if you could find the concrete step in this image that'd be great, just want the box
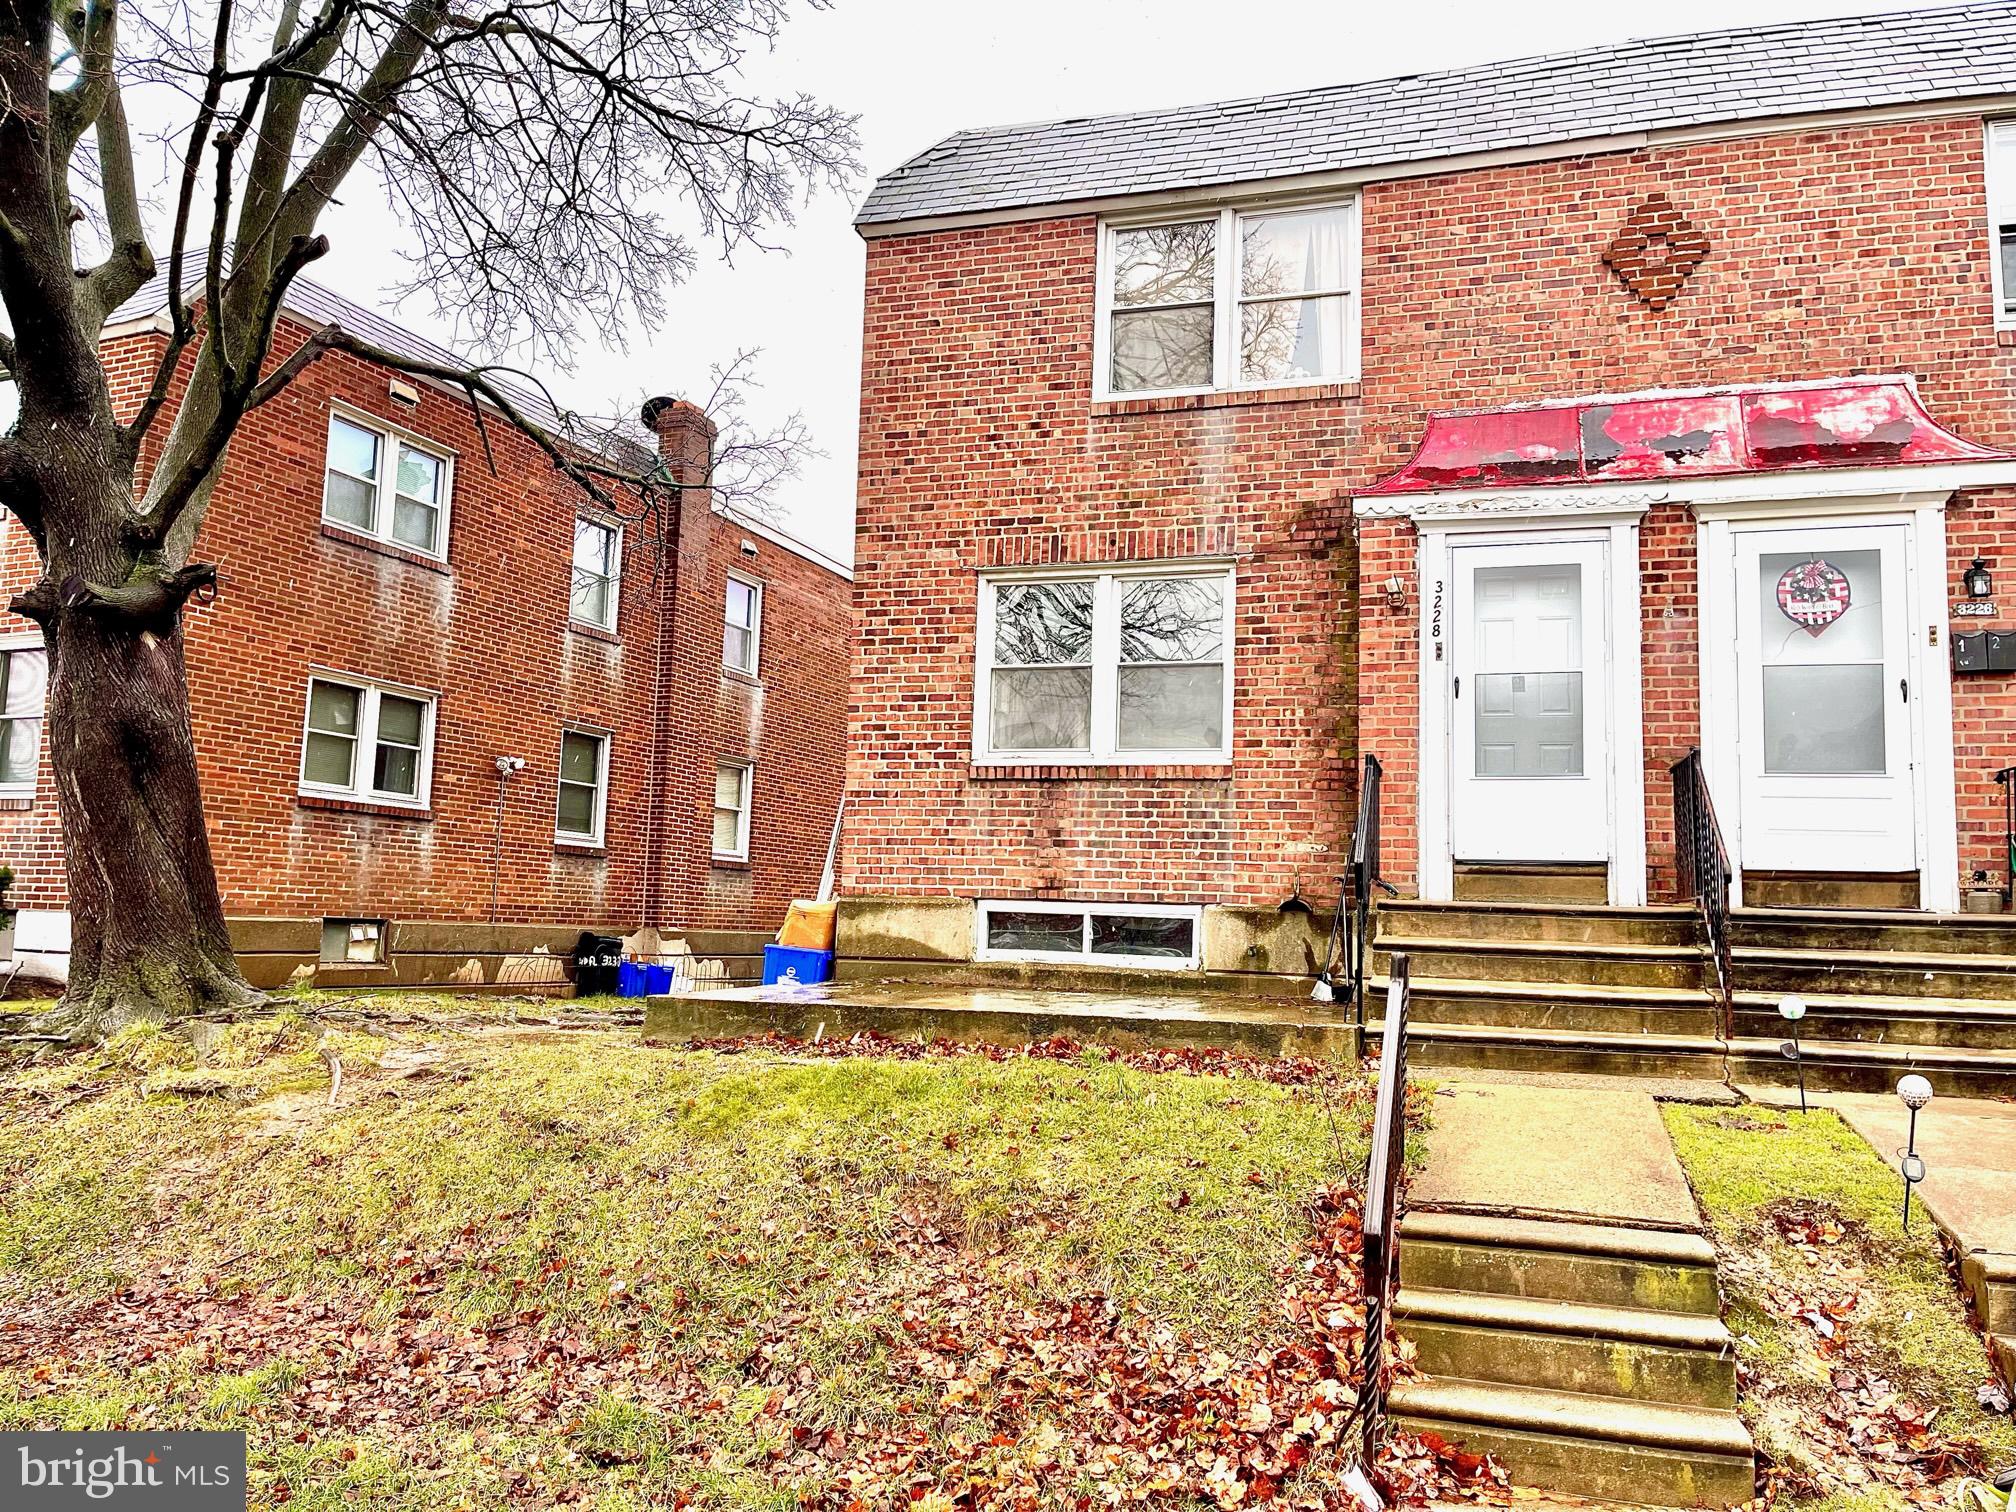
[1994,1334,2014,1391]
[1375,901,1701,948]
[1374,975,1719,1037]
[1731,907,2016,956]
[1389,1377,1755,1506]
[1731,944,2016,1002]
[1370,937,1706,991]
[1396,1288,1738,1408]
[1731,990,2016,1050]
[1398,1212,1722,1316]
[1963,1252,2016,1337]
[1372,1018,2016,1094]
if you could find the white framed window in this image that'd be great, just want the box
[570,516,622,630]
[322,408,453,559]
[0,642,47,793]
[1093,198,1359,399]
[975,563,1233,765]
[712,760,752,860]
[555,728,610,844]
[723,574,763,674]
[1990,120,2016,327]
[297,673,435,807]
[977,900,1202,970]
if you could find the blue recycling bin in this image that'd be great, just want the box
[617,959,648,998]
[762,944,834,986]
[643,962,675,995]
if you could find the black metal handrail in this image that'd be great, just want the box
[1998,766,2016,909]
[1672,749,1735,1038]
[1345,753,1391,1026]
[1358,952,1411,1468]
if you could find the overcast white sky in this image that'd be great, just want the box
[304,0,1956,562]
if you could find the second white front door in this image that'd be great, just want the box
[1450,539,1612,863]
[1732,522,1917,873]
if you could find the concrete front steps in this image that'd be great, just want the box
[1391,1212,1755,1506]
[1368,900,2016,1094]
[1963,1251,2016,1389]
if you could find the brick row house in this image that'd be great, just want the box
[838,3,2016,998]
[0,276,852,987]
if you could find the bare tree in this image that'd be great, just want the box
[0,0,857,1039]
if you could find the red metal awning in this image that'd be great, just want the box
[1362,376,2010,495]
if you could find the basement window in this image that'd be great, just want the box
[976,900,1201,970]
[321,918,385,964]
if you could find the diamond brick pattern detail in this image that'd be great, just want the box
[1602,193,1710,312]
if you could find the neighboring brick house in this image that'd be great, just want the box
[840,2,2016,980]
[0,276,852,986]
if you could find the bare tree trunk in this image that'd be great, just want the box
[22,455,260,1041]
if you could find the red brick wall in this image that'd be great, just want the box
[849,113,2016,910]
[0,315,851,934]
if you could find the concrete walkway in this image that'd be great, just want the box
[1410,1081,1702,1231]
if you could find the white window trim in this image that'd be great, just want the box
[554,726,611,845]
[975,899,1203,971]
[1091,197,1361,402]
[1989,120,2016,330]
[724,571,765,675]
[570,515,624,633]
[296,671,437,809]
[322,402,456,562]
[973,560,1235,767]
[0,633,45,797]
[713,758,753,861]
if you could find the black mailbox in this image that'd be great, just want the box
[1991,631,2016,671]
[1955,631,1989,673]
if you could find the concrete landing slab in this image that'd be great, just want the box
[1410,1081,1702,1231]
[641,980,1363,1060]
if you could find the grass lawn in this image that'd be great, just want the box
[1664,1103,2016,1511]
[0,1004,1385,1510]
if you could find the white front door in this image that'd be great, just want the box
[1734,523,1917,873]
[1450,539,1611,863]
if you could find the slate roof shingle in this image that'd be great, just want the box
[856,1,2016,228]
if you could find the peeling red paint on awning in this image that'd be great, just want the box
[1363,377,2009,494]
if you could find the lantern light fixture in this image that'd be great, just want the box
[1964,556,1994,600]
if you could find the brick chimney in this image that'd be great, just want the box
[640,396,717,494]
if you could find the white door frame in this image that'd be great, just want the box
[1697,492,1959,911]
[1415,509,1648,906]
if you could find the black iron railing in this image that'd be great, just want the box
[1358,952,1411,1468]
[1346,753,1391,1026]
[1672,749,1735,1038]
[1998,766,2016,910]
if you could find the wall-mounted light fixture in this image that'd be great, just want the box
[1964,555,1994,600]
[1383,575,1406,610]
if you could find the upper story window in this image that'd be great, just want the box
[723,574,763,674]
[299,673,435,808]
[323,411,452,560]
[976,564,1233,765]
[555,729,609,845]
[571,516,622,630]
[1096,199,1359,399]
[0,644,47,792]
[1991,120,2016,327]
